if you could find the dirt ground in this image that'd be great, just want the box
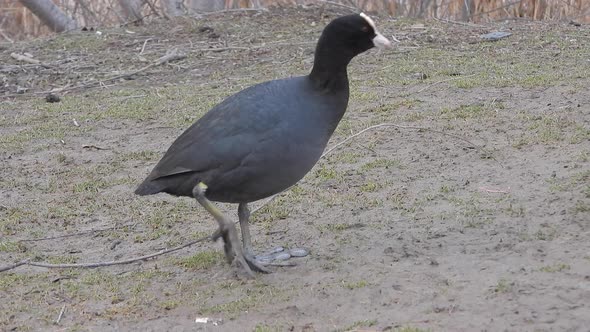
[1,5,589,332]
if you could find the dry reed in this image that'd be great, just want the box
[0,0,588,41]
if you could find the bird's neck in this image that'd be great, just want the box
[308,40,354,93]
[308,67,349,92]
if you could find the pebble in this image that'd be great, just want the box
[480,31,512,41]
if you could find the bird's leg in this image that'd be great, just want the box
[238,203,254,257]
[192,183,254,277]
[238,203,271,273]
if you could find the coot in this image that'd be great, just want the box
[136,13,392,275]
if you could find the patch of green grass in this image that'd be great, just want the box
[534,227,557,241]
[574,200,590,213]
[56,152,67,164]
[539,263,570,273]
[439,185,454,194]
[175,251,223,270]
[395,327,431,332]
[360,181,381,192]
[252,196,291,225]
[361,158,400,171]
[315,165,344,182]
[253,325,283,332]
[0,273,39,291]
[341,280,369,290]
[44,255,78,264]
[46,33,106,51]
[336,319,378,332]
[440,103,499,120]
[368,98,422,114]
[73,179,110,193]
[201,284,287,319]
[321,223,361,232]
[548,170,589,192]
[505,202,526,217]
[0,117,86,151]
[493,278,512,293]
[575,150,590,162]
[160,299,180,310]
[117,150,161,162]
[0,207,31,235]
[0,241,27,253]
[445,195,494,227]
[388,191,417,215]
[516,114,589,146]
[332,151,362,164]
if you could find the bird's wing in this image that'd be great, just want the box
[146,81,284,181]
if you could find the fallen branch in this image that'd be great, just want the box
[55,304,66,324]
[198,8,269,16]
[32,48,187,95]
[0,259,30,273]
[433,17,486,28]
[193,46,251,53]
[10,52,52,69]
[0,234,210,272]
[318,0,359,12]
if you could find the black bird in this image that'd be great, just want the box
[135,13,392,275]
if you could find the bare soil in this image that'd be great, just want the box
[1,6,589,332]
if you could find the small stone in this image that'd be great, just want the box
[413,72,428,80]
[480,31,512,41]
[45,93,60,103]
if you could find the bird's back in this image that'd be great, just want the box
[135,75,348,202]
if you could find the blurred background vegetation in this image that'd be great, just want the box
[1,0,588,41]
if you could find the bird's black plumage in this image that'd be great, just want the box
[136,14,387,202]
[135,13,391,273]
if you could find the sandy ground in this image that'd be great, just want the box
[1,6,589,332]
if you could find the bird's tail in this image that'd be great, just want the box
[134,179,163,196]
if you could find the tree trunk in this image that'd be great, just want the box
[162,0,185,16]
[119,0,146,21]
[19,0,78,32]
[190,0,225,13]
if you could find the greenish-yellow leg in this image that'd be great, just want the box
[192,183,254,276]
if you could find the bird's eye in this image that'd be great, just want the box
[361,26,369,32]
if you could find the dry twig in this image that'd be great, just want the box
[433,17,486,28]
[0,234,210,272]
[198,8,269,16]
[37,48,187,95]
[318,0,359,12]
[55,305,66,324]
[10,52,52,69]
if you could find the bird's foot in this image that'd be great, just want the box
[243,251,271,273]
[252,246,309,267]
[211,224,258,276]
